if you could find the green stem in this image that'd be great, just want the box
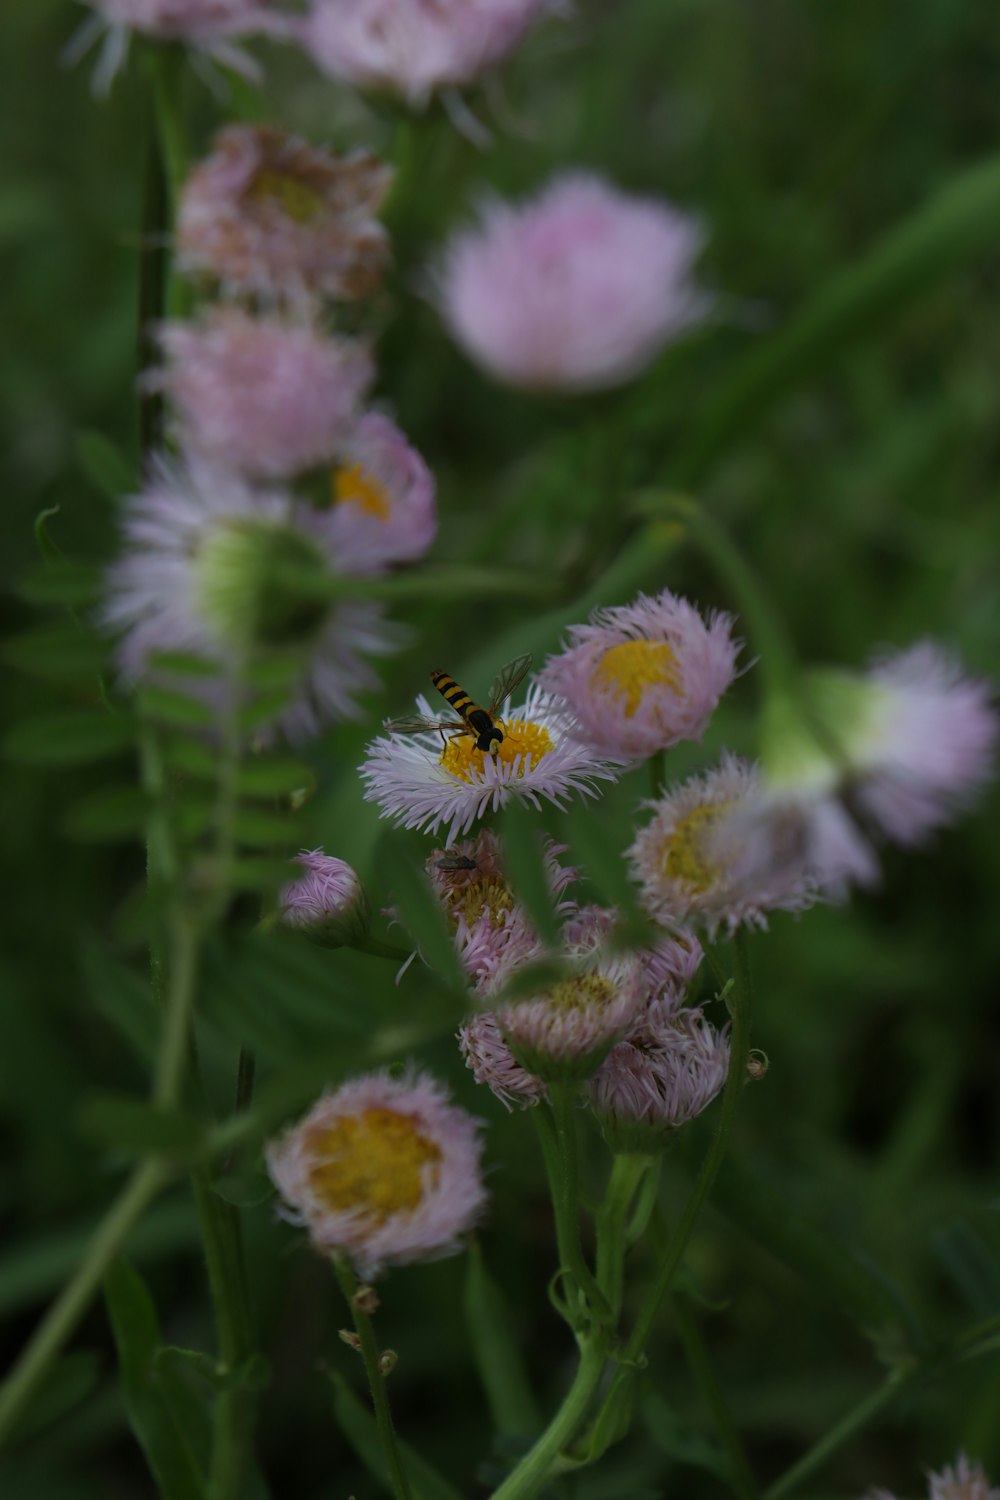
[332,1257,413,1500]
[673,1294,758,1500]
[194,1168,256,1500]
[534,1092,609,1327]
[153,914,201,1106]
[595,1156,652,1320]
[487,1343,607,1500]
[762,1364,912,1500]
[147,45,188,216]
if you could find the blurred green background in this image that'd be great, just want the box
[2,1,999,1497]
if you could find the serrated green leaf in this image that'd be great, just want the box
[4,710,135,766]
[233,808,301,847]
[76,429,135,502]
[329,1370,465,1500]
[2,624,106,681]
[463,1241,541,1438]
[374,836,468,996]
[237,756,314,797]
[138,686,217,730]
[148,650,221,679]
[79,936,158,1067]
[500,800,561,945]
[65,786,150,841]
[80,1095,204,1157]
[19,558,101,606]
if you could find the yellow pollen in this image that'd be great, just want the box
[459,875,516,929]
[592,641,682,717]
[331,462,392,521]
[547,974,616,1012]
[246,167,327,223]
[661,804,727,893]
[305,1107,441,1222]
[439,719,555,783]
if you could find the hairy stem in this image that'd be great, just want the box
[333,1257,413,1500]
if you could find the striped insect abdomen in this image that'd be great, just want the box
[430,670,503,752]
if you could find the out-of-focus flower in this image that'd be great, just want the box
[265,1069,487,1278]
[627,753,817,937]
[587,1006,729,1153]
[458,1010,547,1109]
[279,850,368,946]
[325,413,437,573]
[498,948,644,1082]
[302,0,555,108]
[561,904,703,1012]
[154,310,372,481]
[537,590,738,759]
[361,684,622,843]
[435,173,705,392]
[863,1454,1000,1500]
[177,126,392,305]
[103,455,396,741]
[74,1,292,91]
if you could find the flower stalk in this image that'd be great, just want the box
[333,1255,414,1500]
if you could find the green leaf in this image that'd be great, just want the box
[555,801,642,917]
[237,687,294,732]
[1,1352,100,1444]
[80,1094,204,1158]
[227,856,295,892]
[374,836,468,997]
[3,710,135,766]
[163,736,219,779]
[211,1164,273,1209]
[244,654,305,690]
[640,1387,728,1479]
[34,505,64,563]
[349,565,558,603]
[329,1370,465,1500]
[138,686,217,730]
[148,650,220,679]
[76,429,135,502]
[19,558,101,606]
[463,1241,541,1438]
[932,1224,1000,1319]
[104,1257,206,1500]
[2,624,105,682]
[500,800,562,945]
[237,756,314,797]
[232,808,301,847]
[64,786,150,841]
[79,936,159,1067]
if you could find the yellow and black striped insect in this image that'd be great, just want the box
[385,654,533,755]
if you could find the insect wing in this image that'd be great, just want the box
[383,712,454,736]
[487,653,533,716]
[434,854,479,872]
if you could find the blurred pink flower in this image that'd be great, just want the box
[435,173,706,391]
[279,850,368,945]
[302,0,555,107]
[325,412,437,573]
[177,126,392,305]
[266,1069,487,1277]
[538,589,739,759]
[76,0,292,90]
[155,310,372,481]
[863,1454,1000,1500]
[561,904,703,1012]
[458,1010,547,1109]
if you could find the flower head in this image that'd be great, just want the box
[265,1069,487,1277]
[458,1010,547,1109]
[77,1,291,90]
[325,413,437,573]
[561,905,703,1012]
[177,126,392,305]
[627,753,817,937]
[279,850,368,946]
[498,947,644,1083]
[537,590,738,759]
[436,173,706,392]
[103,455,396,741]
[303,0,555,108]
[361,683,622,843]
[155,310,372,481]
[863,1454,1000,1500]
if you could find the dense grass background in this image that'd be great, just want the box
[2,1,999,1497]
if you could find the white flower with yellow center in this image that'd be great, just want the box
[360,684,622,841]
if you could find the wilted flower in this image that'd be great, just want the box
[279,850,368,946]
[498,949,644,1083]
[177,125,393,305]
[627,753,817,937]
[103,455,396,741]
[74,0,291,91]
[155,310,372,481]
[458,1010,547,1109]
[863,1453,1000,1500]
[537,589,739,759]
[265,1069,487,1278]
[325,412,437,573]
[361,684,622,843]
[303,0,555,108]
[435,173,706,392]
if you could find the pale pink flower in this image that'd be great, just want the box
[627,753,817,937]
[324,412,437,573]
[498,949,644,1082]
[361,683,622,843]
[863,1454,1000,1500]
[103,455,396,741]
[177,126,392,305]
[155,310,372,481]
[75,1,292,90]
[537,590,738,759]
[265,1069,487,1277]
[279,850,368,945]
[458,1010,547,1109]
[303,0,555,108]
[562,904,703,1014]
[436,173,706,392]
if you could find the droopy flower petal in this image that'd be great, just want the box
[587,1007,730,1152]
[324,412,437,573]
[458,1010,547,1110]
[265,1069,487,1278]
[436,173,706,392]
[537,589,739,759]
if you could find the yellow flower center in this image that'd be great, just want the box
[547,973,616,1012]
[246,167,327,224]
[592,640,682,717]
[661,804,728,893]
[439,719,555,783]
[305,1107,441,1222]
[459,874,516,929]
[331,462,392,521]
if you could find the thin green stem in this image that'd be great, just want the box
[762,1364,912,1500]
[535,1092,610,1327]
[673,1294,758,1500]
[487,1343,607,1500]
[595,1155,652,1320]
[194,1167,256,1500]
[153,914,201,1107]
[332,1257,413,1500]
[147,46,188,216]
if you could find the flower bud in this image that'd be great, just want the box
[279,850,369,948]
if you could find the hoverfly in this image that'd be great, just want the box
[384,654,533,756]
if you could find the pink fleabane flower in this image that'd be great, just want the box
[361,683,622,843]
[279,850,368,946]
[458,1010,547,1110]
[562,905,703,1013]
[102,455,397,741]
[303,0,556,108]
[627,753,817,937]
[325,413,437,573]
[537,590,739,759]
[436,173,706,392]
[498,947,644,1083]
[265,1069,487,1278]
[863,1454,1000,1500]
[155,310,372,481]
[177,126,393,306]
[74,1,292,91]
